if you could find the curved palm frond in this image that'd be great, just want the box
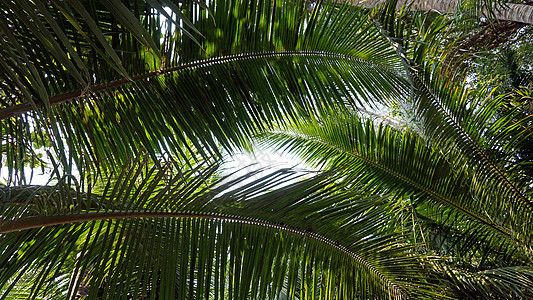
[410,51,533,205]
[258,112,531,257]
[377,4,533,216]
[263,114,529,246]
[0,158,439,299]
[0,0,408,182]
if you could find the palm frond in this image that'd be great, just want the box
[1,158,439,299]
[407,44,533,226]
[0,0,409,181]
[257,112,532,260]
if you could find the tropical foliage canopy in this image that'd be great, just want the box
[1,0,533,299]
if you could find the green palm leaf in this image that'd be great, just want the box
[257,109,532,266]
[0,0,407,181]
[443,266,533,299]
[410,55,533,209]
[1,158,439,299]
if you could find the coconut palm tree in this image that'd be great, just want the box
[0,0,531,299]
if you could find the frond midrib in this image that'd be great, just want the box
[278,130,515,240]
[413,74,533,211]
[0,50,395,120]
[0,210,402,295]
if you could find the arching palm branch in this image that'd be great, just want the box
[0,0,406,181]
[1,156,441,299]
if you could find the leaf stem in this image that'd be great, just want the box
[0,51,365,120]
[0,210,401,294]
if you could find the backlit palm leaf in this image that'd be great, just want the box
[1,158,439,299]
[0,0,406,182]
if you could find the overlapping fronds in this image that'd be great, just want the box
[254,3,533,296]
[380,1,533,218]
[258,112,532,259]
[0,158,439,299]
[2,0,533,298]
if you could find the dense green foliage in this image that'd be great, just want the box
[1,0,533,299]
